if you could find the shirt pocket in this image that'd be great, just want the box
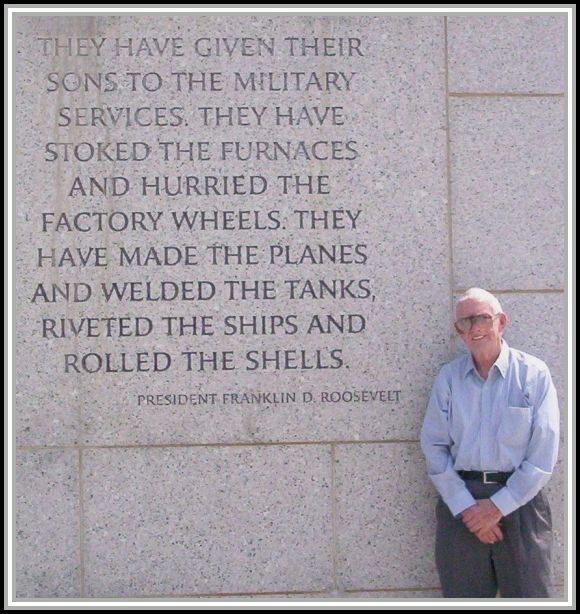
[498,405,533,449]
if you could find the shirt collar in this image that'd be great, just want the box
[463,339,510,379]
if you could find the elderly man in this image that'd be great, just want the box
[420,288,560,598]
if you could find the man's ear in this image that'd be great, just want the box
[498,312,508,332]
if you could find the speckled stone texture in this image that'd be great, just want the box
[13,13,568,601]
[334,443,439,590]
[82,445,332,597]
[343,590,443,598]
[449,97,566,290]
[447,15,567,94]
[15,450,81,597]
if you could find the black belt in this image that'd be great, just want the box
[458,470,513,484]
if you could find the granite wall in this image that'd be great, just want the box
[13,14,567,599]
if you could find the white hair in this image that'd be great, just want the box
[456,288,503,315]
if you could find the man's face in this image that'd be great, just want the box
[455,297,507,357]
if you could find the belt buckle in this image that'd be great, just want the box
[483,471,497,484]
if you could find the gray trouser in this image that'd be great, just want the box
[435,479,553,598]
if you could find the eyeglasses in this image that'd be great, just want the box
[455,313,499,333]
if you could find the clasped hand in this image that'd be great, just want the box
[460,499,503,544]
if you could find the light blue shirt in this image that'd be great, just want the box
[420,340,560,517]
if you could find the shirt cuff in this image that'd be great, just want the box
[446,489,477,518]
[490,487,520,517]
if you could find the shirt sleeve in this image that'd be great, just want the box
[420,369,476,517]
[491,366,560,517]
